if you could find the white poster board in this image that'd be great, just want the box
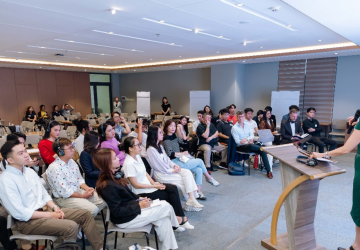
[137,91,150,117]
[190,91,210,121]
[271,91,300,128]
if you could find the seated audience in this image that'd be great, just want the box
[61,103,74,117]
[231,111,273,179]
[37,104,49,126]
[0,132,40,171]
[39,121,60,165]
[280,109,312,145]
[302,107,337,153]
[80,131,101,188]
[25,106,37,122]
[46,138,106,217]
[146,126,203,211]
[259,110,278,170]
[211,111,221,127]
[74,119,92,155]
[203,105,214,117]
[95,148,179,250]
[253,110,264,129]
[197,113,228,169]
[163,120,219,200]
[122,137,194,231]
[112,111,131,141]
[227,104,237,124]
[176,116,190,149]
[0,140,104,250]
[98,122,126,166]
[52,105,61,119]
[192,110,205,136]
[244,108,258,135]
[128,118,152,174]
[282,105,301,122]
[264,106,276,128]
[217,109,232,145]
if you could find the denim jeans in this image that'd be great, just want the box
[172,158,206,185]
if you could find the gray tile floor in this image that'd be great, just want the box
[2,153,357,250]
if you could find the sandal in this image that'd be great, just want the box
[179,217,194,229]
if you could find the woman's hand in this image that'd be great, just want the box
[139,198,151,209]
[310,152,325,159]
[273,131,278,135]
[153,183,166,190]
[172,165,181,173]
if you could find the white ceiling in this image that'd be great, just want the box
[0,0,358,72]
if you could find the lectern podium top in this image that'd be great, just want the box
[262,144,346,180]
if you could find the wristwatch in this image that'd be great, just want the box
[325,152,330,159]
[52,205,59,211]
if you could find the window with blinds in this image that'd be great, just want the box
[303,58,337,123]
[277,58,337,123]
[278,60,306,120]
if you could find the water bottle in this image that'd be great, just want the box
[67,131,71,139]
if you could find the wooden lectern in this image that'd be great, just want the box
[261,144,346,250]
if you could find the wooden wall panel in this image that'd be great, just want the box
[16,85,39,121]
[36,70,58,114]
[73,72,91,116]
[56,85,75,109]
[55,71,74,86]
[0,68,19,124]
[14,69,37,85]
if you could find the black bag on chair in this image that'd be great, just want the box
[228,162,245,176]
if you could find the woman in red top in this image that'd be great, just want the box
[38,121,61,165]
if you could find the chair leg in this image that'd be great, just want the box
[81,229,85,250]
[122,233,125,238]
[36,240,39,250]
[103,223,108,250]
[50,240,54,250]
[114,232,118,249]
[145,233,150,246]
[248,157,250,175]
[154,230,159,250]
[45,240,47,248]
[100,210,106,228]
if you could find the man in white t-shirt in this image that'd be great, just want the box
[128,118,152,174]
[192,110,205,136]
[244,108,258,135]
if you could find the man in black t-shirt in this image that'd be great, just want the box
[197,113,228,170]
[217,109,233,145]
[303,107,337,153]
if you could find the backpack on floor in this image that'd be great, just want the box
[228,161,245,176]
[54,243,82,250]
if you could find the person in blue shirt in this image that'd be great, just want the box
[111,111,131,140]
[231,110,273,179]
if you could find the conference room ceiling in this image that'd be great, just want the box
[0,0,358,72]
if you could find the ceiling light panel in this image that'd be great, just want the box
[27,45,114,56]
[54,39,144,52]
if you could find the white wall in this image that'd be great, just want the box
[333,55,360,119]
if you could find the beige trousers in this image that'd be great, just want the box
[198,144,228,168]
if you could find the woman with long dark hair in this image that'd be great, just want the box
[122,136,194,231]
[80,131,101,188]
[74,119,92,155]
[146,126,203,212]
[95,148,179,250]
[161,97,171,116]
[38,120,60,165]
[52,105,61,119]
[176,116,190,150]
[37,104,49,126]
[203,105,214,117]
[25,106,37,122]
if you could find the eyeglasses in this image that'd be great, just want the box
[133,143,142,148]
[63,146,75,151]
[114,116,120,119]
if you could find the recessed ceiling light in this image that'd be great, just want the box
[239,21,250,24]
[150,59,152,60]
[179,56,182,57]
[28,45,114,56]
[318,40,322,42]
[125,62,128,63]
[134,70,136,71]
[334,53,338,54]
[260,47,263,48]
[142,18,230,40]
[93,30,183,47]
[6,50,47,56]
[85,69,87,71]
[104,64,106,65]
[221,0,297,31]
[179,66,182,67]
[39,67,42,68]
[243,60,245,62]
[237,3,244,6]
[159,20,165,23]
[108,32,113,35]
[110,9,116,15]
[55,39,143,52]
[243,42,247,46]
[216,52,219,53]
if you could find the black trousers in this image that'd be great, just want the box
[0,216,17,250]
[236,144,271,172]
[309,137,337,153]
[138,184,185,217]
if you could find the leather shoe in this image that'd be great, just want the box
[267,172,273,179]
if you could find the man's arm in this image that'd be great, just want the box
[281,122,292,140]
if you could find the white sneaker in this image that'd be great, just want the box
[186,199,204,208]
[173,227,186,232]
[242,161,249,167]
[206,177,220,187]
[183,205,202,212]
[180,221,194,230]
[196,192,207,200]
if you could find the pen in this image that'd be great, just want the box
[136,199,145,201]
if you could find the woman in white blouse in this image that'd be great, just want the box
[146,126,203,212]
[122,137,194,230]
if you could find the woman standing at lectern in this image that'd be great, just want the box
[311,117,360,250]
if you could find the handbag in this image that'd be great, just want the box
[228,161,245,176]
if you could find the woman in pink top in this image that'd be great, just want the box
[98,121,126,165]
